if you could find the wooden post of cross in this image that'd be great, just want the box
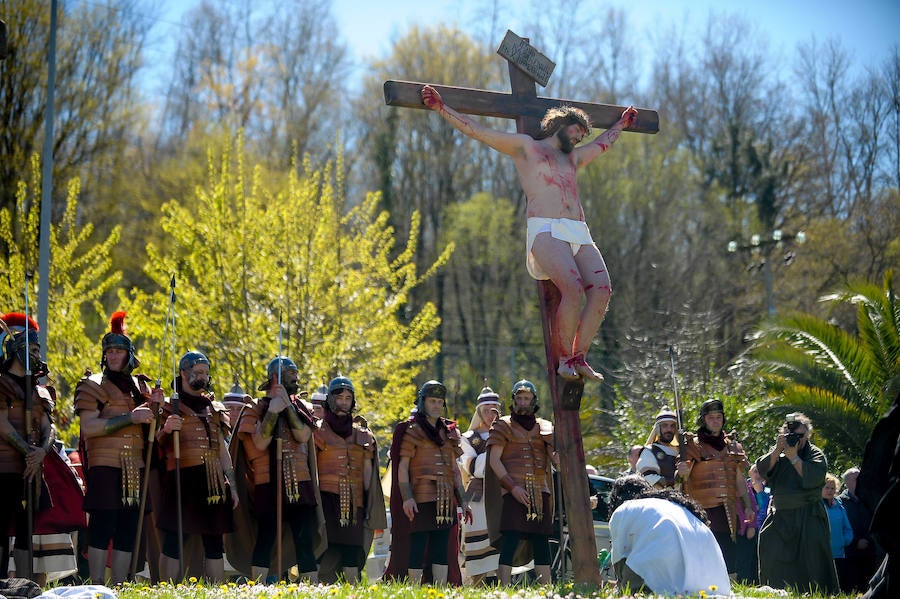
[384,30,658,586]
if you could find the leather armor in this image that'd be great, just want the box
[160,398,227,470]
[74,373,147,469]
[400,422,462,503]
[240,400,313,487]
[487,416,553,494]
[683,432,748,537]
[315,422,374,510]
[0,374,51,474]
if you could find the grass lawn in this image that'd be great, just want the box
[107,579,857,599]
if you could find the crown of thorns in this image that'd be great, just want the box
[540,106,591,137]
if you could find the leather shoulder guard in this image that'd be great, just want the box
[74,375,108,414]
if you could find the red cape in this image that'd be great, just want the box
[382,417,462,585]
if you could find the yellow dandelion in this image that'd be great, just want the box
[709,585,718,591]
[188,576,198,584]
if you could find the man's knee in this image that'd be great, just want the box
[556,277,586,300]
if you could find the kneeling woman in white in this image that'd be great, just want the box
[609,475,731,596]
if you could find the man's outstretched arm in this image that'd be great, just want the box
[421,85,528,157]
[575,105,638,167]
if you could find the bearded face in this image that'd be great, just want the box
[556,127,576,154]
[512,392,535,415]
[556,123,586,154]
[658,421,676,444]
[183,365,210,391]
[281,370,300,396]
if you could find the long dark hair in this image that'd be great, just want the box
[609,474,711,525]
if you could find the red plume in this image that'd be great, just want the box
[0,312,40,332]
[110,311,127,335]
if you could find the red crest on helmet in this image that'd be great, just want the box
[109,311,127,335]
[0,312,40,333]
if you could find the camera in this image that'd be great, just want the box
[785,431,803,447]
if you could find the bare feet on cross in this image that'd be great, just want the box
[558,354,604,382]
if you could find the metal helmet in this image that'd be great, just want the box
[267,355,298,378]
[310,385,328,406]
[0,312,40,367]
[416,379,447,412]
[179,350,210,372]
[100,311,139,374]
[510,379,539,414]
[697,398,726,428]
[326,375,356,412]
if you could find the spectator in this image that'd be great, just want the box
[734,473,760,584]
[756,412,838,594]
[619,445,643,477]
[857,389,900,599]
[823,473,854,590]
[839,466,880,593]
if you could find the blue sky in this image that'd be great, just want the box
[140,0,897,96]
[330,0,898,68]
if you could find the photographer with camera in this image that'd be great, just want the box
[755,413,839,594]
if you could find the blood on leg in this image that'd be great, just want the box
[530,233,584,356]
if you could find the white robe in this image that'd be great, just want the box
[610,497,731,596]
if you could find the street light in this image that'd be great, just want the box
[727,230,806,316]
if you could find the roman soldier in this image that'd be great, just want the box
[314,375,386,583]
[485,379,555,585]
[637,406,680,488]
[74,311,163,584]
[227,356,324,583]
[396,380,472,584]
[309,385,327,422]
[155,350,237,582]
[221,380,251,440]
[679,398,754,576]
[0,312,54,582]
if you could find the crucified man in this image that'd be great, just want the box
[421,85,637,382]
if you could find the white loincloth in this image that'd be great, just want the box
[525,217,596,280]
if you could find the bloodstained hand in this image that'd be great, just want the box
[621,106,638,128]
[421,85,444,111]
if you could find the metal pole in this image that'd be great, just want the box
[130,276,176,579]
[37,0,58,356]
[275,316,283,580]
[23,275,35,579]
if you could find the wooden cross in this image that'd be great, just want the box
[384,30,659,586]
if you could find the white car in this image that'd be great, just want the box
[365,508,392,580]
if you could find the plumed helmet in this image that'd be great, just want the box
[310,385,328,406]
[101,311,139,373]
[697,398,726,428]
[0,312,40,367]
[179,350,210,372]
[510,379,539,414]
[416,379,447,412]
[326,375,355,412]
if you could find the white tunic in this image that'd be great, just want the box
[610,497,731,596]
